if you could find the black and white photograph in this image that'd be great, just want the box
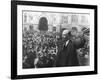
[11,1,97,79]
[22,11,90,69]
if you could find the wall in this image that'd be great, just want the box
[0,0,99,80]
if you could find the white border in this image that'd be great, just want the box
[17,5,94,75]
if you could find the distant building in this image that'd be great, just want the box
[23,12,90,32]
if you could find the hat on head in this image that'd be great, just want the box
[71,27,78,31]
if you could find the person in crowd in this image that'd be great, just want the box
[56,27,86,67]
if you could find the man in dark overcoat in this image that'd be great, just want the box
[56,27,86,67]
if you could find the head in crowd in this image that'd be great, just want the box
[70,27,78,37]
[62,30,69,38]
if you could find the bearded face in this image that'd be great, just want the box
[62,34,66,38]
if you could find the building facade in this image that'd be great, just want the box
[23,11,90,32]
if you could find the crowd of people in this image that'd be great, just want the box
[22,26,59,68]
[22,25,90,68]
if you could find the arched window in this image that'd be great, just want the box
[38,17,48,31]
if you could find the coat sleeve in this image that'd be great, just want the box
[72,37,86,49]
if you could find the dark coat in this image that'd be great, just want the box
[56,37,85,67]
